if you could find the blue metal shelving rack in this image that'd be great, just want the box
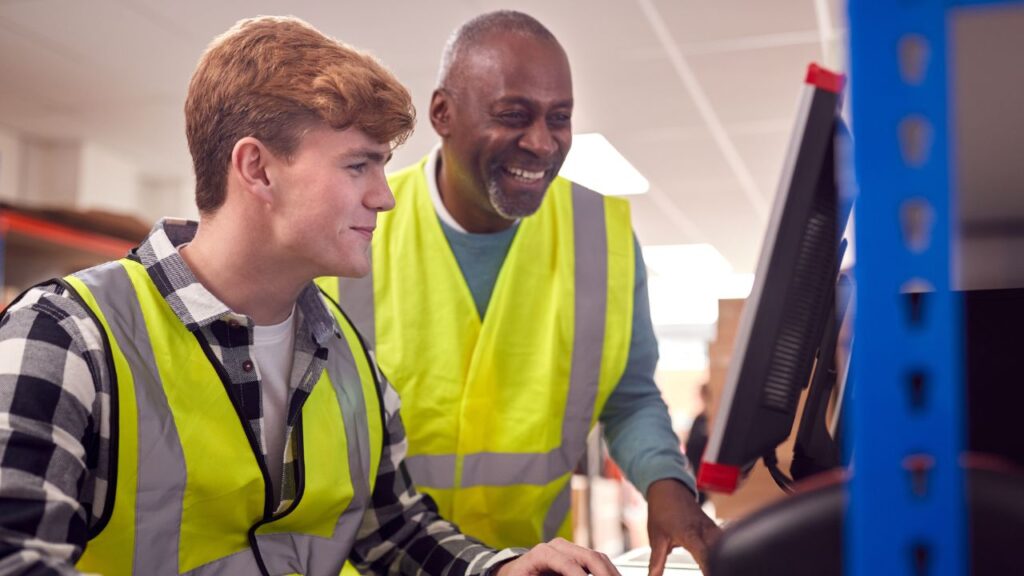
[848,1,1023,574]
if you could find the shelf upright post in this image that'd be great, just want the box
[847,1,965,575]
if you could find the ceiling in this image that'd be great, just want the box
[0,0,846,274]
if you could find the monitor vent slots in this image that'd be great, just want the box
[762,198,837,414]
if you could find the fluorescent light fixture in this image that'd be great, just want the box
[719,273,755,300]
[643,244,754,328]
[644,244,731,280]
[559,133,649,195]
[657,337,710,372]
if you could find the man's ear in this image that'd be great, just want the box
[231,137,274,204]
[430,89,453,137]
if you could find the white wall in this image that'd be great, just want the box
[11,136,159,224]
[78,142,139,213]
[138,174,197,223]
[20,139,80,207]
[0,127,21,203]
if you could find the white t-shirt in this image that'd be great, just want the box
[252,309,296,507]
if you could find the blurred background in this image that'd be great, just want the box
[0,0,848,555]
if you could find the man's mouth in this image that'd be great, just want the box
[351,226,375,240]
[503,166,547,183]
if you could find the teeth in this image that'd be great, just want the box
[506,167,545,181]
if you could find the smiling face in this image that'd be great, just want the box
[433,31,573,232]
[267,125,394,278]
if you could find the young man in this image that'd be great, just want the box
[0,16,619,576]
[319,11,722,576]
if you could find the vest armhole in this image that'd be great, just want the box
[314,285,388,454]
[54,277,120,540]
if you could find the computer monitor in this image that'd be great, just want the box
[697,64,849,494]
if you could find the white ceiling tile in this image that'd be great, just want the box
[687,42,823,125]
[628,191,705,247]
[729,127,793,205]
[0,17,120,111]
[618,127,736,190]
[1,0,193,103]
[674,183,766,273]
[652,0,820,45]
[475,0,663,57]
[573,55,705,136]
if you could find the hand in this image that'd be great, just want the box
[646,479,722,576]
[494,537,621,576]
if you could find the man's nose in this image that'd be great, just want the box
[367,173,395,212]
[520,120,558,158]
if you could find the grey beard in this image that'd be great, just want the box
[487,175,544,220]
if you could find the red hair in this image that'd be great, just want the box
[185,16,415,213]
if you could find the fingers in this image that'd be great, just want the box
[647,537,670,576]
[507,538,621,576]
[547,538,620,576]
[688,522,720,565]
[693,521,722,571]
[518,541,588,576]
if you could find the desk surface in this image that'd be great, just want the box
[613,547,702,575]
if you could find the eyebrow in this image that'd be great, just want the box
[493,96,574,109]
[341,148,393,164]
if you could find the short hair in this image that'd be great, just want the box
[185,16,415,214]
[436,10,559,89]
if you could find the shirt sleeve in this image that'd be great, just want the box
[350,367,524,576]
[0,285,108,575]
[598,236,698,497]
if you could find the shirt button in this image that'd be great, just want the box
[242,360,254,373]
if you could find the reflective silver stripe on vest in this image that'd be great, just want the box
[404,454,457,489]
[543,482,573,541]
[345,183,608,535]
[77,263,374,575]
[185,549,262,575]
[76,262,187,575]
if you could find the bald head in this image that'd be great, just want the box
[437,10,562,92]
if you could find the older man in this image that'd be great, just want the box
[320,10,721,576]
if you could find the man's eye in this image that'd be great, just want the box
[348,163,368,173]
[499,111,529,124]
[549,113,571,126]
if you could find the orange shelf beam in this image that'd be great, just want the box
[0,211,136,258]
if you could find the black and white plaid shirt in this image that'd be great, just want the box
[0,218,519,575]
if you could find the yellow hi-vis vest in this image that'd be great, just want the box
[317,157,634,548]
[66,259,383,576]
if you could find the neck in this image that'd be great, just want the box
[180,211,306,326]
[436,149,516,233]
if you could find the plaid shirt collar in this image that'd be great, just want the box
[132,217,339,345]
